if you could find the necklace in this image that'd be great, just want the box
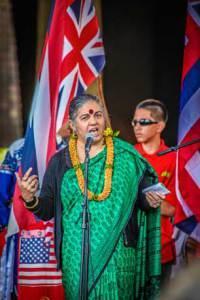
[69,135,114,201]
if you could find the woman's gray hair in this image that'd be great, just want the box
[69,93,104,121]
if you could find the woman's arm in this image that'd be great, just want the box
[16,153,59,220]
[33,156,56,220]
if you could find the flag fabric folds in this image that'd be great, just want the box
[5,0,105,299]
[176,0,200,241]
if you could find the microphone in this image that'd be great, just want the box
[85,133,94,153]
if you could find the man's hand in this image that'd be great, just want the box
[15,167,39,202]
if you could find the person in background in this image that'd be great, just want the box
[17,93,162,300]
[0,138,24,299]
[132,99,177,287]
[0,138,24,236]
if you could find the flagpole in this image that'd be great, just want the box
[79,149,91,300]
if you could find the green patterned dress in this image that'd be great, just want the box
[61,138,161,299]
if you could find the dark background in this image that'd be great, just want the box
[11,0,187,146]
[102,0,187,144]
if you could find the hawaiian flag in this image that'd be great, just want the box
[8,0,105,235]
[5,0,105,298]
[175,0,200,241]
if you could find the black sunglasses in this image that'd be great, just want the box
[131,119,158,126]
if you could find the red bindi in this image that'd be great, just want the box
[89,109,94,114]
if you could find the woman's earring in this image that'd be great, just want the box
[71,130,77,139]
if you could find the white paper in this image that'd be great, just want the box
[142,182,170,195]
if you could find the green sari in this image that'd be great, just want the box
[61,138,161,299]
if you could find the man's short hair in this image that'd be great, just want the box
[135,99,168,123]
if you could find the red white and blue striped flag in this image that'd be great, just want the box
[175,0,200,241]
[5,0,105,298]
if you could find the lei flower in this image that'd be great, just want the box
[69,131,115,201]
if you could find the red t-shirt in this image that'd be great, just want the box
[135,140,177,264]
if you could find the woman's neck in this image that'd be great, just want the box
[77,139,105,163]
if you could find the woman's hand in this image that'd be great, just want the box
[145,191,165,208]
[15,167,39,202]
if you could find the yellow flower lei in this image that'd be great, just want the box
[69,133,114,201]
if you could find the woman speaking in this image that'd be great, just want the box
[16,94,162,300]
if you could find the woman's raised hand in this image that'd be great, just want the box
[15,167,39,202]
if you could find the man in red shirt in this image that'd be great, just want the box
[132,99,177,287]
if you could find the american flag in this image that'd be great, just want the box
[175,0,200,241]
[18,222,62,286]
[17,222,65,299]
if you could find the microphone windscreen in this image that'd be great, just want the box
[85,132,95,153]
[85,132,94,141]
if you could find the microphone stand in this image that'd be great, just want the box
[157,137,200,156]
[79,148,91,300]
